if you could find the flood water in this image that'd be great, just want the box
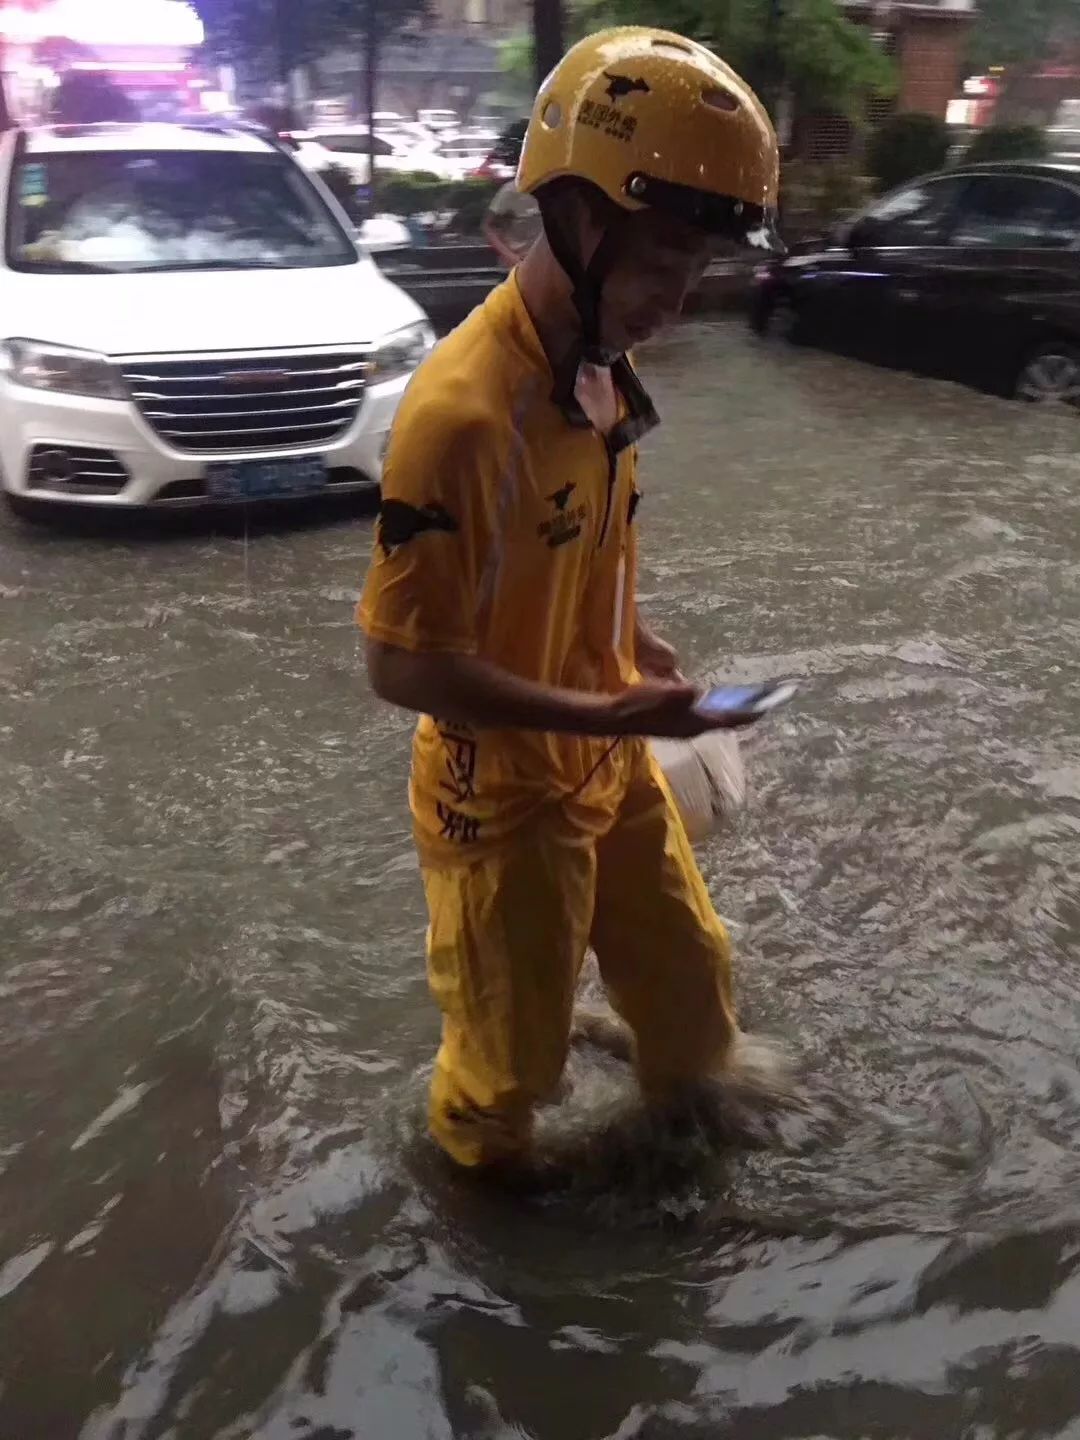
[3,323,1080,1439]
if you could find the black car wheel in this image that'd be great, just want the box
[751,289,801,343]
[1015,343,1080,407]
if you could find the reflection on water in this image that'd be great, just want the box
[2,323,1080,1437]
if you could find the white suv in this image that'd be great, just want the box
[0,123,434,515]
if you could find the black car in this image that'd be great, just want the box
[752,160,1080,404]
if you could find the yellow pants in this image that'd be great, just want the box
[421,750,737,1168]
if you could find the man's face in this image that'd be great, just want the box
[595,211,714,354]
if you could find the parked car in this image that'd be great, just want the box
[418,108,458,137]
[1046,124,1080,163]
[288,134,352,178]
[309,126,450,180]
[372,111,408,132]
[0,122,434,516]
[357,214,412,255]
[752,160,1080,404]
[474,119,527,182]
[437,133,499,181]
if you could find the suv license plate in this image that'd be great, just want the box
[205,457,328,500]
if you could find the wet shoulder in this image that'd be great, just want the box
[391,290,544,463]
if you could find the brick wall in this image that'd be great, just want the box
[897,17,968,116]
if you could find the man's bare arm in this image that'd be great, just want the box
[366,639,744,738]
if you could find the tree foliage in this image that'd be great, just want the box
[572,0,895,118]
[965,123,1049,165]
[969,0,1080,71]
[496,32,535,108]
[867,112,949,192]
[197,0,428,78]
[778,0,895,117]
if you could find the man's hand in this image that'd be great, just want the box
[608,680,757,739]
[635,618,684,682]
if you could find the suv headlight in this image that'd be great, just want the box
[369,322,435,384]
[0,339,128,400]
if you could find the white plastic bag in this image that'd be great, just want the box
[651,731,747,844]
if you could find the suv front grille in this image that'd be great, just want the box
[120,349,370,455]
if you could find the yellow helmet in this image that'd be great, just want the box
[518,26,781,253]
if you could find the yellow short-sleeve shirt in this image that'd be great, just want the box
[359,276,649,864]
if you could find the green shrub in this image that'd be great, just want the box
[374,172,500,235]
[868,112,950,192]
[444,177,501,234]
[781,159,872,238]
[965,125,1049,165]
[375,170,448,219]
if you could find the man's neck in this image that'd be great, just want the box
[516,239,587,378]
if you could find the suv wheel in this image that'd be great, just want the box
[1015,343,1080,406]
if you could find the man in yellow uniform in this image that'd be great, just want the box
[359,27,782,1175]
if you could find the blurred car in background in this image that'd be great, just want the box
[0,122,434,516]
[357,214,412,255]
[289,135,350,178]
[371,111,408,133]
[418,108,458,138]
[437,132,499,181]
[308,126,451,181]
[472,120,528,182]
[752,160,1080,404]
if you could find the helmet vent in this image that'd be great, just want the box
[541,99,563,130]
[702,86,739,113]
[651,38,693,55]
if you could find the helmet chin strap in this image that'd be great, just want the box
[536,197,662,448]
[540,206,626,422]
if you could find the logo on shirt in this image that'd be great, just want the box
[378,499,458,556]
[604,72,651,103]
[538,483,588,548]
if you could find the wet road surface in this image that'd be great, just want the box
[2,322,1080,1439]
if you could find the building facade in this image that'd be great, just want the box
[314,0,531,123]
[796,0,977,160]
[431,0,530,28]
[843,0,977,119]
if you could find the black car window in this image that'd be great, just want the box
[951,175,1080,249]
[864,176,968,246]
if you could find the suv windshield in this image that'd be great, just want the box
[6,148,357,274]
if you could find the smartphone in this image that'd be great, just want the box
[694,680,799,721]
